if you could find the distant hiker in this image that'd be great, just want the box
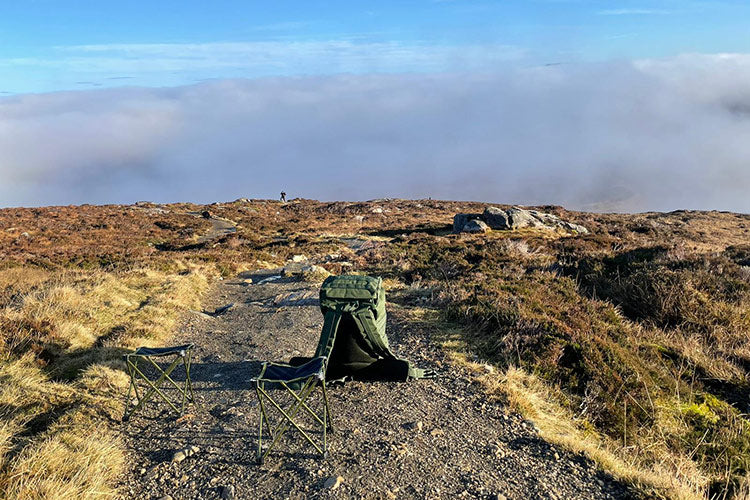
[280,191,287,203]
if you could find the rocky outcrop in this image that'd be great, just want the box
[453,207,588,234]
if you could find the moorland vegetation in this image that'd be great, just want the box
[0,199,749,499]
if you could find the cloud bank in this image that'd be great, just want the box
[2,54,750,212]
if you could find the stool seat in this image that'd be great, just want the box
[132,344,194,358]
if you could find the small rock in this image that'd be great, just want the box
[220,484,235,499]
[403,421,423,431]
[243,278,253,284]
[300,265,332,282]
[157,496,173,500]
[281,262,304,277]
[139,467,146,475]
[207,303,234,316]
[172,450,186,463]
[291,254,307,262]
[353,215,365,222]
[482,363,495,373]
[371,207,384,214]
[323,475,344,490]
[256,275,281,285]
[495,494,508,500]
[175,413,195,425]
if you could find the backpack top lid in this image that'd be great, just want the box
[319,274,383,302]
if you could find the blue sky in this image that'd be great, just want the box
[2,0,750,94]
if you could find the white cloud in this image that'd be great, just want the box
[2,54,750,212]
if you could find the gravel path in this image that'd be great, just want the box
[118,270,639,500]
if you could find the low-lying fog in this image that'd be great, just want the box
[2,54,750,212]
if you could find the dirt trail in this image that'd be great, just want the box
[186,212,237,243]
[118,270,638,500]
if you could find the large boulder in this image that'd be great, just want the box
[482,207,511,229]
[453,213,483,233]
[506,207,546,229]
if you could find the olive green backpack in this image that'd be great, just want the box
[291,275,434,381]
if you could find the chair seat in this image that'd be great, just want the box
[132,344,194,357]
[257,356,326,383]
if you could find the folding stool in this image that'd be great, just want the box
[122,343,196,421]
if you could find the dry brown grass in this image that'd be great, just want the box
[0,264,210,499]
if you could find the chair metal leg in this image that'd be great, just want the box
[256,379,326,461]
[251,358,333,463]
[321,379,334,433]
[122,358,136,422]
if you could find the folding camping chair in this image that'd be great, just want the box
[251,356,334,464]
[122,343,196,422]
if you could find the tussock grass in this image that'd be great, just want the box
[0,264,210,499]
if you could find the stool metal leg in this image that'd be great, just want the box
[185,349,196,406]
[123,356,136,422]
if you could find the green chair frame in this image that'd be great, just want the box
[122,344,196,422]
[252,356,334,464]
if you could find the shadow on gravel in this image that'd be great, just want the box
[189,361,263,390]
[136,360,264,390]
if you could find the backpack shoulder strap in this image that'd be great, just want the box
[315,308,343,358]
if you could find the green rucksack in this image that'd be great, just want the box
[292,275,433,381]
